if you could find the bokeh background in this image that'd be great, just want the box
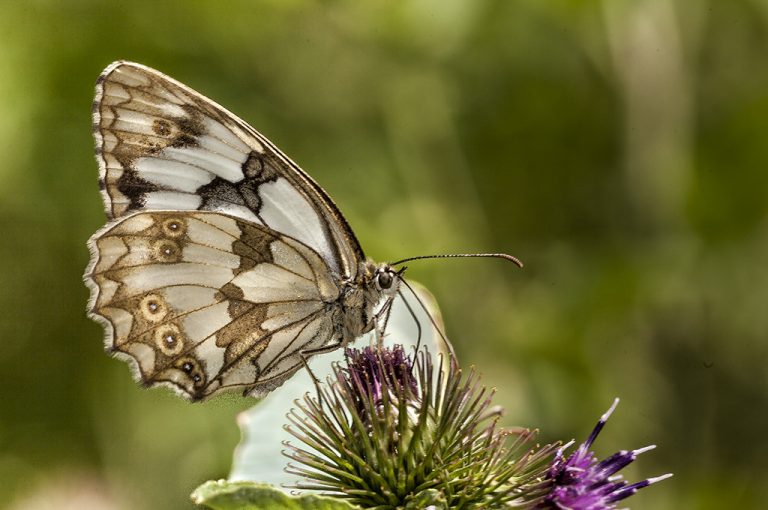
[0,1,765,508]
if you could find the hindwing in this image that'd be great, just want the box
[93,61,363,278]
[85,211,341,400]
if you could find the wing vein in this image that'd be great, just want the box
[211,308,327,386]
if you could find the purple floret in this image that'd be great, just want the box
[539,399,672,509]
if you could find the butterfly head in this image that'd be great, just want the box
[374,264,402,297]
[361,260,402,300]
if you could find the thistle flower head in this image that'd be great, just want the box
[284,344,557,509]
[539,399,672,509]
[343,345,418,416]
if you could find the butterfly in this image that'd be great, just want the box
[84,61,520,401]
[83,60,414,401]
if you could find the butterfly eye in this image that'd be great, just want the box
[376,270,394,290]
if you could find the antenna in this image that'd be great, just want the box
[391,252,523,268]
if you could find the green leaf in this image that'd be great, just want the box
[404,489,447,509]
[192,480,361,510]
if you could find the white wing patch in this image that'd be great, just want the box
[143,191,202,210]
[135,157,215,192]
[161,145,245,182]
[258,178,337,272]
[232,264,322,303]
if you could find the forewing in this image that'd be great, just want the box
[93,61,363,277]
[85,211,341,400]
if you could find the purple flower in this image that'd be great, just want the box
[342,344,418,410]
[539,399,672,509]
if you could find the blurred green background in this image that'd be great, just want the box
[0,0,765,508]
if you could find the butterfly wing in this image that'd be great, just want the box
[86,211,342,400]
[93,61,363,279]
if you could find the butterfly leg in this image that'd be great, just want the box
[372,296,396,348]
[299,339,346,407]
[298,351,326,406]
